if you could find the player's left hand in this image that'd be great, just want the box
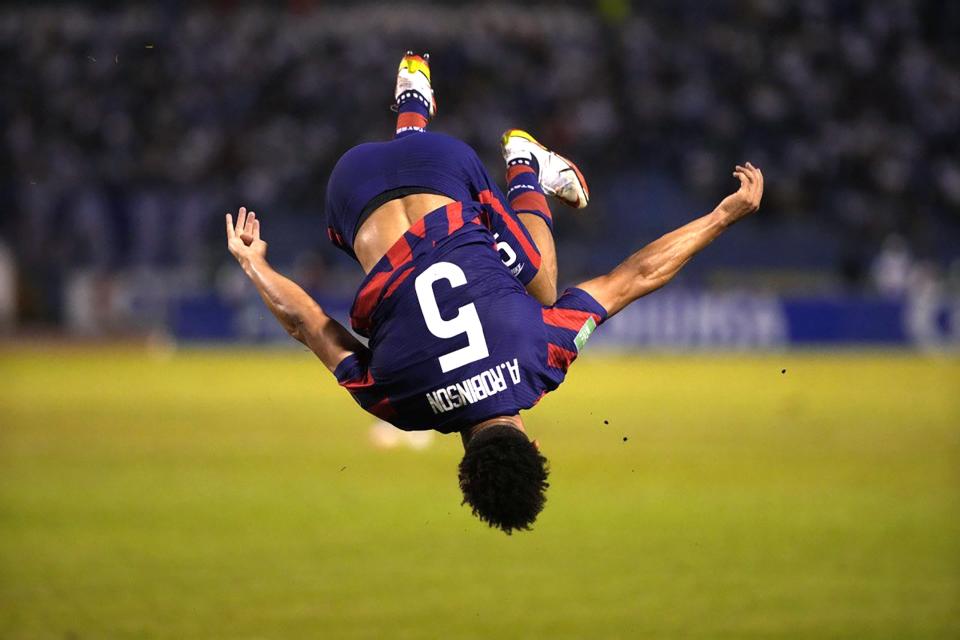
[717,162,764,224]
[226,206,268,265]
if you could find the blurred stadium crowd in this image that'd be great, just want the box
[1,1,958,330]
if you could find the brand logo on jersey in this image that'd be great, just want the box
[425,359,521,415]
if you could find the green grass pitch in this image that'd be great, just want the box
[1,347,958,639]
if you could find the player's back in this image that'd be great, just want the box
[337,201,552,433]
[371,234,546,432]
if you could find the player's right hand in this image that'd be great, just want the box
[717,162,763,224]
[226,206,268,265]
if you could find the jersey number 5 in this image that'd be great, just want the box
[414,262,489,373]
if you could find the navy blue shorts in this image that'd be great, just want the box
[325,131,542,286]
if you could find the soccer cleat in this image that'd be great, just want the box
[500,129,589,208]
[395,51,437,117]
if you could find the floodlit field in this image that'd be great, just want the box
[1,347,958,639]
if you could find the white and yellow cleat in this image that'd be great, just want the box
[395,51,437,117]
[501,129,590,209]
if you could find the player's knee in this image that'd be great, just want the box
[528,268,558,306]
[458,424,549,534]
[543,263,558,303]
[541,285,558,306]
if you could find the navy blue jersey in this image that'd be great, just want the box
[325,132,542,286]
[334,202,607,434]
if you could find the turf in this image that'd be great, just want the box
[1,347,958,639]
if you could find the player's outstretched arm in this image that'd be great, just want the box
[578,163,763,317]
[226,207,366,371]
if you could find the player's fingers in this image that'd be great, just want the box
[225,213,234,238]
[749,175,761,201]
[244,211,256,236]
[752,167,762,187]
[252,218,261,240]
[734,168,749,187]
[742,165,762,206]
[234,208,244,235]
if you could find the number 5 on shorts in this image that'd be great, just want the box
[414,262,489,373]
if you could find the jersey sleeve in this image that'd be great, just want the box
[539,287,607,384]
[333,352,397,422]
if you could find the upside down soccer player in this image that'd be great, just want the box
[226,53,764,534]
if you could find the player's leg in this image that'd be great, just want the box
[394,52,436,138]
[517,213,557,304]
[501,130,590,304]
[504,159,558,303]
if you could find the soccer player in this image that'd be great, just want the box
[226,53,763,534]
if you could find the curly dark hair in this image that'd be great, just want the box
[458,424,550,534]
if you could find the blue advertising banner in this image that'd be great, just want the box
[171,291,960,350]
